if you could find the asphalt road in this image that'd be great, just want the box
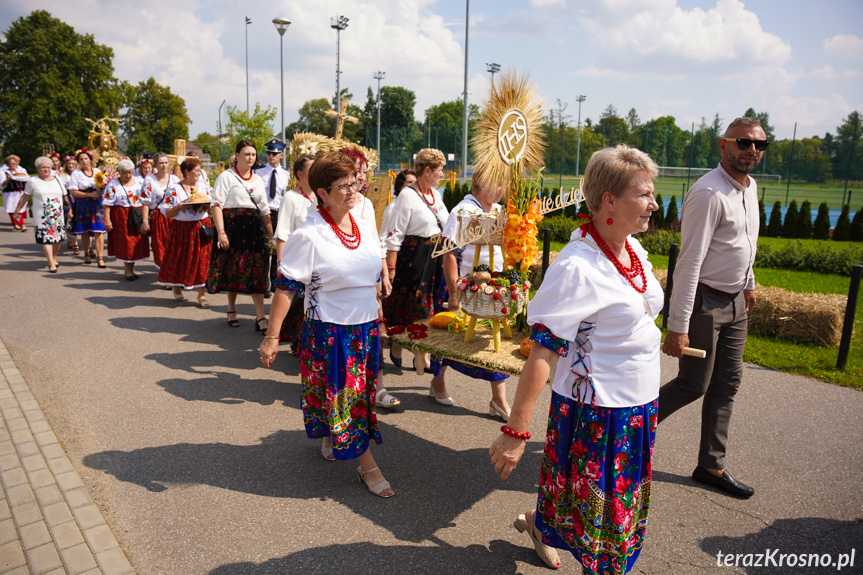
[1,224,861,574]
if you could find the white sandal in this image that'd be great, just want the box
[357,465,394,498]
[320,439,335,462]
[514,511,561,569]
[375,388,401,408]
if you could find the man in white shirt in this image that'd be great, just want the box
[256,139,290,297]
[660,117,765,499]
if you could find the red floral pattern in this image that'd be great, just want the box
[535,393,658,575]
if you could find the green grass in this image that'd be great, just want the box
[542,241,862,389]
[541,176,863,209]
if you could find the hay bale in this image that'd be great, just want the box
[747,286,845,346]
[650,269,846,346]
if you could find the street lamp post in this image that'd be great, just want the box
[217,99,226,163]
[245,16,252,114]
[486,62,500,85]
[373,71,385,169]
[575,94,586,177]
[273,17,291,168]
[331,15,349,109]
[461,0,470,180]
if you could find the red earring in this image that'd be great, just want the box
[606,217,613,225]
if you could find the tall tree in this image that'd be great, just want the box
[122,77,190,156]
[770,138,832,183]
[598,104,629,147]
[225,103,277,154]
[642,116,687,167]
[0,10,124,166]
[626,108,640,132]
[830,111,862,181]
[285,98,337,139]
[743,108,775,141]
[191,132,219,160]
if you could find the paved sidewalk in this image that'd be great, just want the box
[0,340,134,575]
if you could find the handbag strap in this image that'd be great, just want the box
[152,176,172,209]
[118,180,139,207]
[228,170,264,217]
[410,185,442,231]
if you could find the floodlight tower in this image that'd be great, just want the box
[373,71,385,166]
[486,62,501,84]
[331,15,349,108]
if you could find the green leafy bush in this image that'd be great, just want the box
[639,232,863,276]
[539,215,585,243]
[797,200,813,239]
[766,201,783,237]
[782,200,798,238]
[834,204,852,241]
[813,202,831,240]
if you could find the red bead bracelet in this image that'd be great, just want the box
[501,425,531,440]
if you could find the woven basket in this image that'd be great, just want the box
[457,283,527,319]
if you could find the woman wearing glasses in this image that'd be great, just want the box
[259,152,394,497]
[379,149,449,400]
[208,140,273,331]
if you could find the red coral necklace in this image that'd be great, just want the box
[415,184,435,206]
[319,206,361,249]
[583,222,647,293]
[235,167,253,181]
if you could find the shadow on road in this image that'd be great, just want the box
[82,425,544,543]
[154,369,299,406]
[207,539,541,575]
[701,517,863,574]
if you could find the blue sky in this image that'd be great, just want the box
[2,0,861,143]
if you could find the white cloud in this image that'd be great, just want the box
[823,34,863,59]
[772,93,853,137]
[13,0,470,136]
[530,0,566,6]
[812,65,838,80]
[573,67,635,80]
[577,0,790,71]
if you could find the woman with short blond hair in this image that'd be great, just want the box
[15,156,66,272]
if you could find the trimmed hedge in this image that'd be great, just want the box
[639,231,863,276]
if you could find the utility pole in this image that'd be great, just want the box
[575,94,586,177]
[554,99,571,192]
[373,71,385,168]
[331,15,349,108]
[461,0,470,179]
[244,16,252,114]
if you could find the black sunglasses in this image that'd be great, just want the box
[723,137,770,152]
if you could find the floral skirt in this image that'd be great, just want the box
[383,235,441,327]
[35,198,66,244]
[150,210,169,268]
[70,195,105,234]
[298,317,382,460]
[536,392,658,575]
[157,218,212,288]
[207,208,268,294]
[107,206,149,262]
